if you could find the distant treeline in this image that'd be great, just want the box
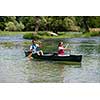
[0,16,100,33]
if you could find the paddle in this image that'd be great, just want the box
[65,44,71,55]
[65,44,70,48]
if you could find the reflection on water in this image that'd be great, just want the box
[24,61,65,83]
[64,56,100,82]
[0,36,100,83]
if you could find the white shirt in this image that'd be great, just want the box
[58,46,64,50]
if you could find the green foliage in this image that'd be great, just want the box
[57,32,65,35]
[16,22,25,31]
[4,16,25,31]
[23,33,42,39]
[63,17,76,31]
[19,16,35,31]
[5,22,17,31]
[88,17,100,28]
[23,33,33,39]
[76,16,90,32]
[38,31,51,36]
[0,31,33,36]
[82,32,100,37]
[23,31,83,39]
[0,22,5,31]
[1,16,100,34]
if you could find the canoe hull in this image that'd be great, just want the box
[24,51,82,62]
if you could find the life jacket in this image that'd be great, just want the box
[32,44,37,50]
[32,44,40,53]
[31,44,37,53]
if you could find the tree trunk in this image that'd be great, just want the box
[46,23,49,31]
[34,16,40,34]
[83,17,90,33]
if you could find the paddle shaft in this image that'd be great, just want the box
[65,44,71,55]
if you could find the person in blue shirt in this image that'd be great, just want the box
[28,39,43,59]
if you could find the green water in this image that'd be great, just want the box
[0,36,100,82]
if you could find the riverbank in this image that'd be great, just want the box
[22,31,100,39]
[0,31,32,36]
[0,31,100,39]
[23,31,82,39]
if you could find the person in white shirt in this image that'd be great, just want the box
[28,39,43,59]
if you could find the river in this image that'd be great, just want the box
[0,35,100,83]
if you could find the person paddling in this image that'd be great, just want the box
[28,39,43,59]
[58,41,70,56]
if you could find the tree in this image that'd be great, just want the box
[4,16,25,31]
[34,16,41,33]
[16,22,25,31]
[76,16,90,33]
[63,16,78,31]
[0,16,8,30]
[19,16,35,31]
[82,16,90,32]
[47,16,66,33]
[5,22,17,31]
[40,16,51,31]
[88,16,100,28]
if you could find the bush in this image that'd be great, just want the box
[23,31,52,39]
[5,21,25,31]
[5,22,17,31]
[90,32,100,36]
[70,26,80,32]
[38,31,51,36]
[23,33,42,39]
[57,32,65,35]
[0,22,5,31]
[83,32,100,37]
[16,22,25,31]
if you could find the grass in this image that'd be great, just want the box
[0,31,100,39]
[23,31,100,39]
[82,32,100,37]
[0,31,33,36]
[23,31,83,39]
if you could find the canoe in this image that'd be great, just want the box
[24,51,82,62]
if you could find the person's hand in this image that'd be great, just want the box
[65,48,71,50]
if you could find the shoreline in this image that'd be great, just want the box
[0,31,100,39]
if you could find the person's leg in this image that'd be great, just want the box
[37,51,40,55]
[28,53,32,57]
[36,50,43,56]
[28,52,33,60]
[40,50,43,55]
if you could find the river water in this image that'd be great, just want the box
[0,35,100,83]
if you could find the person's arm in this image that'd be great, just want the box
[29,45,32,52]
[58,46,64,50]
[64,46,71,50]
[59,46,70,50]
[64,44,71,50]
[36,44,39,47]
